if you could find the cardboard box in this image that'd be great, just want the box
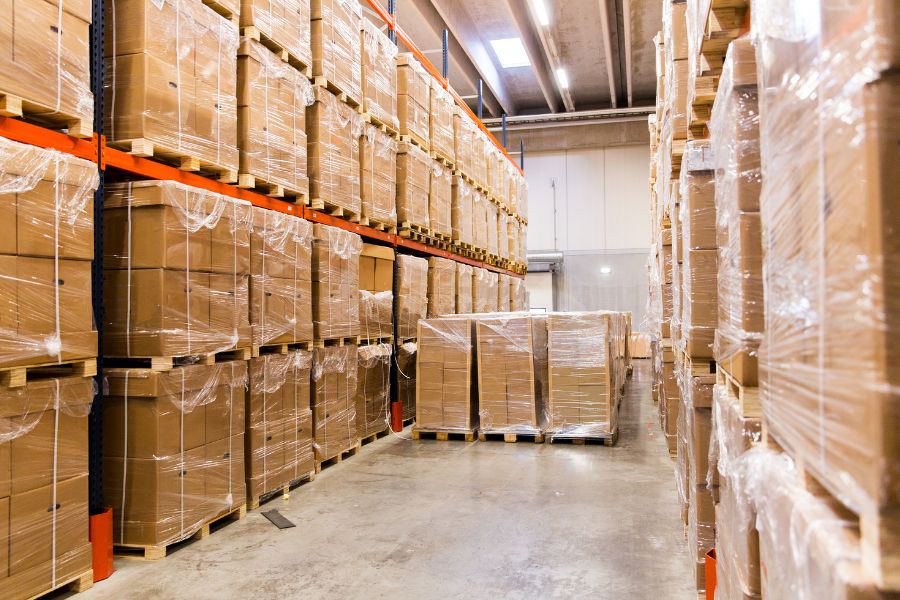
[472,268,498,313]
[510,277,526,312]
[311,223,361,340]
[237,37,312,195]
[428,157,452,237]
[311,345,358,461]
[359,243,394,293]
[359,290,392,340]
[307,87,362,213]
[455,263,473,314]
[453,108,474,176]
[355,343,391,438]
[396,54,430,145]
[240,0,311,68]
[396,142,431,229]
[426,257,456,318]
[395,254,427,342]
[360,19,398,131]
[311,0,362,102]
[416,317,476,431]
[360,123,397,227]
[429,80,455,162]
[497,274,511,313]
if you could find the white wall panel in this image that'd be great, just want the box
[524,151,566,250]
[603,145,651,249]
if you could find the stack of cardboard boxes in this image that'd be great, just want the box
[396,142,431,230]
[360,124,398,230]
[246,350,314,505]
[455,264,474,313]
[359,18,398,133]
[451,175,475,249]
[395,255,427,343]
[358,244,394,341]
[311,223,361,341]
[415,316,477,433]
[428,159,452,239]
[426,257,455,318]
[240,0,311,68]
[429,81,455,166]
[311,344,357,462]
[311,0,361,104]
[395,54,430,150]
[355,343,391,439]
[472,268,498,313]
[307,87,363,215]
[104,0,239,177]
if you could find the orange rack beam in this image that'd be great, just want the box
[0,117,98,163]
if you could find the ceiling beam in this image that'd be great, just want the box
[408,0,517,116]
[598,0,619,108]
[623,0,634,107]
[522,0,575,112]
[500,0,561,114]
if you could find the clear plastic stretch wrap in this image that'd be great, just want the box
[355,343,391,438]
[518,220,527,264]
[237,37,315,196]
[497,274,511,313]
[0,0,93,135]
[360,18,398,131]
[396,341,417,422]
[311,223,361,340]
[546,312,624,438]
[248,207,313,347]
[105,0,239,172]
[416,317,477,432]
[506,212,518,262]
[752,2,900,579]
[517,175,529,223]
[712,383,762,600]
[311,0,362,102]
[662,0,688,64]
[360,123,398,227]
[427,257,456,318]
[455,263,474,314]
[679,141,716,358]
[0,375,94,599]
[489,150,504,202]
[359,290,392,340]
[396,142,431,229]
[453,108,474,176]
[396,54,431,147]
[451,175,474,246]
[470,132,488,189]
[511,278,527,312]
[246,350,313,500]
[240,0,311,69]
[472,268,499,314]
[685,0,709,112]
[710,37,762,385]
[104,181,254,357]
[307,86,363,214]
[395,254,427,342]
[506,166,517,214]
[311,345,357,461]
[103,361,247,547]
[428,158,452,237]
[0,139,97,368]
[486,200,499,257]
[476,314,547,435]
[429,80,455,163]
[472,190,489,250]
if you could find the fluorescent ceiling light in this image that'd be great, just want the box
[556,68,569,89]
[531,0,550,26]
[600,266,612,275]
[490,38,531,69]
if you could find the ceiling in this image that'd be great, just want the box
[362,0,662,118]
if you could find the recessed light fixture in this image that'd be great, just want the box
[531,0,550,26]
[490,38,531,69]
[600,266,612,274]
[556,68,569,89]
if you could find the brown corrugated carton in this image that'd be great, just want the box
[359,241,393,339]
[310,0,361,102]
[415,317,477,431]
[396,54,430,147]
[360,19,398,131]
[104,0,239,172]
[246,350,313,500]
[455,263,474,314]
[355,343,391,438]
[451,175,474,247]
[472,190,489,250]
[237,37,313,196]
[359,244,394,293]
[427,257,456,318]
[360,123,398,227]
[395,255,427,342]
[472,268,498,313]
[307,86,362,213]
[396,142,430,229]
[453,108,474,176]
[0,0,93,136]
[428,158,452,237]
[311,345,358,461]
[240,0,311,68]
[497,274,511,312]
[311,223,361,340]
[429,80,455,163]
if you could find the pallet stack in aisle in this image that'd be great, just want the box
[0,139,98,598]
[105,0,240,182]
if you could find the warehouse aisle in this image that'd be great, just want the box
[81,360,695,599]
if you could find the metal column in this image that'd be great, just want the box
[442,29,449,80]
[477,80,483,119]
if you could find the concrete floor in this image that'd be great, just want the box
[78,360,696,599]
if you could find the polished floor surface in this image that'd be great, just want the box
[79,360,696,599]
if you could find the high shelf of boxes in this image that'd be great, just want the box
[648,0,900,598]
[0,0,528,595]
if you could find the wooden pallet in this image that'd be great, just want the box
[360,426,391,446]
[410,427,476,442]
[108,138,238,183]
[700,0,748,60]
[0,93,92,138]
[116,503,247,561]
[684,355,717,377]
[237,173,309,204]
[106,347,252,371]
[431,150,455,169]
[200,0,238,22]
[242,26,312,76]
[547,429,619,447]
[312,336,359,348]
[358,214,397,233]
[716,367,761,418]
[477,431,544,443]
[315,442,361,473]
[312,76,361,109]
[27,568,94,599]
[248,469,316,510]
[251,341,313,358]
[361,111,400,138]
[309,198,361,224]
[0,357,96,388]
[358,336,393,346]
[397,132,429,153]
